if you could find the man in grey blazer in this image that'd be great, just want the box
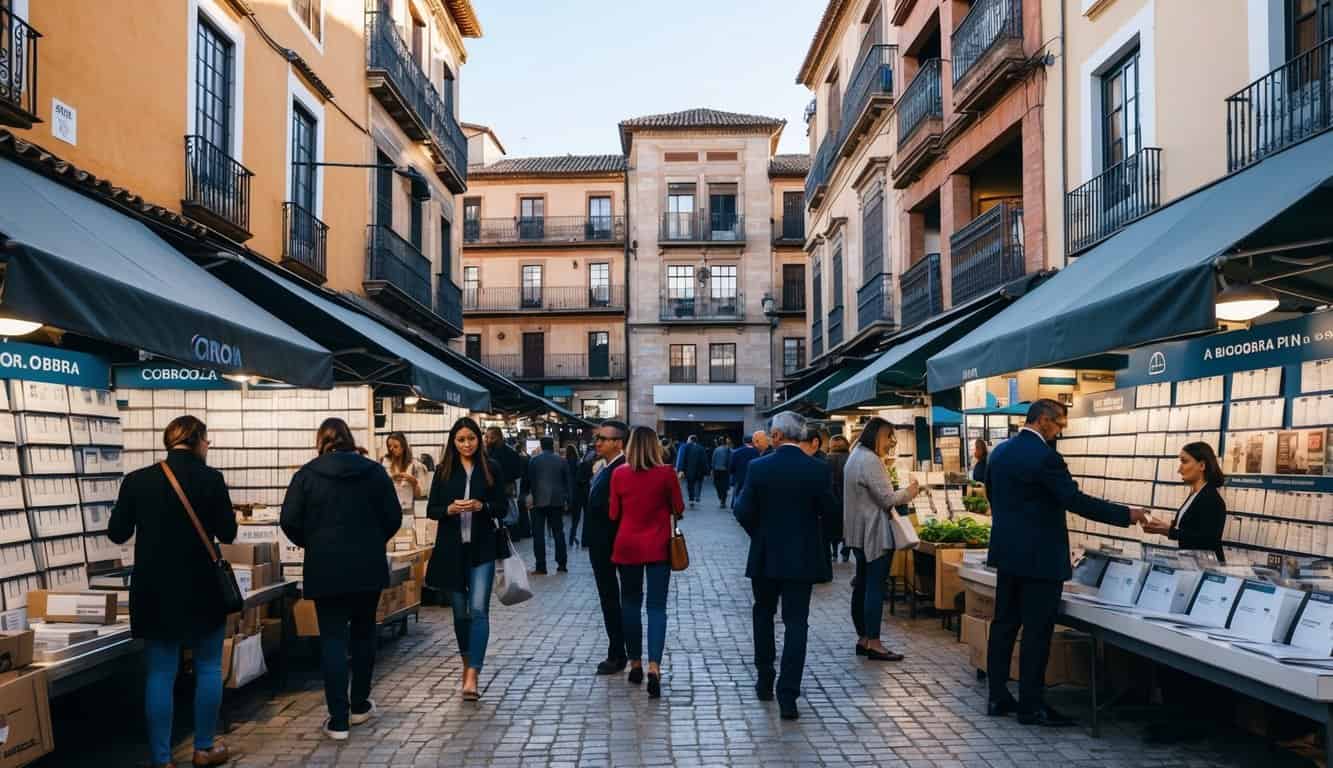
[526,436,571,574]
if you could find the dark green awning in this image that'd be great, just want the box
[764,365,864,416]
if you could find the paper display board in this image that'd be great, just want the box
[1227,580,1305,643]
[1136,565,1201,614]
[1289,591,1333,654]
[1185,572,1246,627]
[1096,557,1150,605]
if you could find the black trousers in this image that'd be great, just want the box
[987,571,1063,712]
[312,591,380,729]
[590,549,626,661]
[530,506,567,570]
[712,470,729,504]
[751,577,813,704]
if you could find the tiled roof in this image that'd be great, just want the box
[618,108,786,152]
[468,154,626,177]
[797,0,852,85]
[769,153,812,177]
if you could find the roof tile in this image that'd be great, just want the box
[769,153,812,177]
[468,154,626,177]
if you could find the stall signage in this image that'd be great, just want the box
[1067,387,1136,418]
[0,342,109,388]
[1119,313,1333,387]
[113,363,238,390]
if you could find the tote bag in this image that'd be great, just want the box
[493,525,534,606]
[885,507,919,551]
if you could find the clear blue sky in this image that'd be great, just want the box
[460,1,825,158]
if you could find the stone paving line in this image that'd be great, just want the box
[42,490,1321,767]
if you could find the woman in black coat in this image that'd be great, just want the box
[109,415,237,768]
[426,416,506,701]
[281,418,401,741]
[1144,441,1228,561]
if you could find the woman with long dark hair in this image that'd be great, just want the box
[282,418,402,741]
[382,431,428,516]
[425,417,506,701]
[971,439,989,483]
[1143,441,1227,560]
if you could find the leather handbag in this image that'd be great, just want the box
[160,461,245,613]
[669,512,689,572]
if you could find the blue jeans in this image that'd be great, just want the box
[852,549,890,640]
[144,624,225,765]
[450,559,496,671]
[314,591,380,731]
[619,562,670,664]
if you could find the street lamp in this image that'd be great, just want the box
[762,292,779,407]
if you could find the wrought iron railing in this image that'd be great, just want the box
[841,44,895,142]
[365,7,466,187]
[1226,37,1333,172]
[366,224,432,309]
[773,217,806,243]
[952,0,1023,86]
[462,284,626,312]
[184,135,254,235]
[282,202,328,281]
[781,280,806,312]
[669,366,697,384]
[827,306,844,348]
[811,318,824,359]
[659,291,745,321]
[898,59,943,147]
[482,353,625,380]
[435,275,463,330]
[464,215,626,244]
[0,3,39,126]
[804,135,837,205]
[659,211,745,242]
[857,272,894,330]
[900,253,943,328]
[1065,147,1161,255]
[951,202,1024,305]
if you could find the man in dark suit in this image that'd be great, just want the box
[728,435,759,507]
[985,399,1148,726]
[525,436,571,575]
[734,411,834,721]
[584,419,629,675]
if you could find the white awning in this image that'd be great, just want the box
[653,384,755,406]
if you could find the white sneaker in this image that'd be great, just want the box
[349,699,378,726]
[323,718,349,741]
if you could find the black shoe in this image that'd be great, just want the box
[779,700,800,720]
[628,666,644,685]
[755,673,775,701]
[532,568,548,575]
[987,698,1019,717]
[647,672,661,698]
[865,647,904,662]
[1018,706,1076,727]
[854,643,867,657]
[557,565,568,573]
[596,657,628,675]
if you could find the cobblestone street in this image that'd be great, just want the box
[45,494,1320,767]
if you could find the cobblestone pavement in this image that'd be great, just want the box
[43,492,1322,767]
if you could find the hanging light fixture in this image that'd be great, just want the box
[222,373,253,384]
[403,395,420,406]
[0,316,41,337]
[1216,281,1279,322]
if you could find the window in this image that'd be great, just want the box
[1101,48,1140,169]
[781,191,804,239]
[290,0,321,41]
[588,331,610,378]
[195,19,234,153]
[812,250,823,317]
[410,7,427,66]
[582,398,618,419]
[464,333,481,361]
[463,197,480,241]
[826,69,842,138]
[782,264,805,311]
[441,63,456,118]
[588,196,612,239]
[439,217,451,279]
[519,197,544,240]
[290,103,317,214]
[589,262,610,306]
[667,183,696,238]
[409,197,423,250]
[831,239,844,309]
[374,149,393,227]
[669,344,697,383]
[463,265,479,306]
[1289,0,1333,58]
[783,338,806,376]
[521,265,543,308]
[667,264,695,300]
[708,182,738,239]
[861,185,885,278]
[710,264,738,307]
[709,343,737,383]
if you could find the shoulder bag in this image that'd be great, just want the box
[669,510,689,571]
[160,461,245,613]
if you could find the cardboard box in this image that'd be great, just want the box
[375,583,406,622]
[292,599,319,637]
[239,607,262,636]
[965,582,997,620]
[965,616,1091,688]
[219,542,277,566]
[403,579,422,608]
[260,618,282,657]
[934,548,968,610]
[221,636,234,686]
[0,631,34,672]
[27,591,116,625]
[0,669,54,767]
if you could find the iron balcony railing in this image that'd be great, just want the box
[0,2,39,127]
[1065,147,1161,255]
[365,7,466,189]
[952,0,1023,86]
[659,211,745,243]
[951,202,1024,306]
[827,306,844,348]
[898,59,943,147]
[857,272,894,330]
[464,215,626,245]
[462,284,626,312]
[183,135,254,237]
[482,353,626,380]
[366,224,432,309]
[811,318,824,359]
[900,253,943,328]
[773,217,805,243]
[804,133,837,205]
[282,202,328,282]
[669,366,697,384]
[840,44,895,145]
[659,291,745,321]
[1226,36,1333,172]
[781,280,806,312]
[435,275,463,330]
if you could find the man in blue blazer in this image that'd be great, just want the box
[735,411,835,721]
[984,399,1147,726]
[584,420,629,675]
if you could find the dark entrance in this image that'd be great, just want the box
[522,332,544,379]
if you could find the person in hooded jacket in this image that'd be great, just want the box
[281,418,401,741]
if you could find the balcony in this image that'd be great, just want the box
[659,292,745,322]
[950,201,1024,306]
[365,224,434,324]
[773,217,806,245]
[778,280,806,314]
[182,135,254,242]
[857,272,895,331]
[892,59,945,188]
[827,306,844,348]
[659,211,745,245]
[1065,147,1162,256]
[1226,37,1333,172]
[365,8,467,192]
[804,136,837,210]
[951,0,1025,114]
[463,284,626,314]
[281,203,328,284]
[900,253,943,328]
[837,45,896,161]
[481,353,626,381]
[812,317,824,359]
[463,215,626,247]
[0,3,39,129]
[434,275,463,335]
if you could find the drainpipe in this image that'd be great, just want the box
[1060,0,1069,269]
[623,162,633,422]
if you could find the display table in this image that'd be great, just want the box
[957,564,1333,763]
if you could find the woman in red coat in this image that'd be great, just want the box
[609,425,684,698]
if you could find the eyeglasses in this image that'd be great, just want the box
[594,434,622,443]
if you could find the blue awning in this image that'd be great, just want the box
[928,130,1333,392]
[932,406,962,425]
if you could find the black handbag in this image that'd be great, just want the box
[160,461,245,614]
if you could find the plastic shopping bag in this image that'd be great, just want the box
[495,540,534,606]
[227,633,267,689]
